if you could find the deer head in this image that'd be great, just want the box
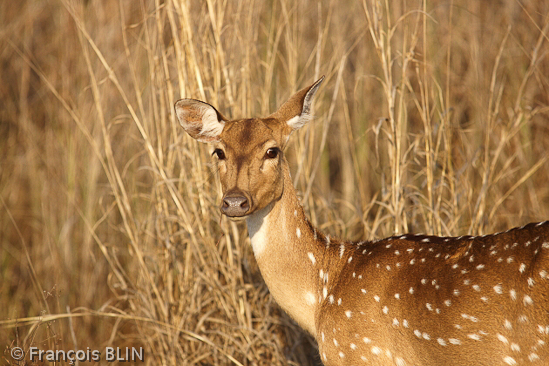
[175,77,324,218]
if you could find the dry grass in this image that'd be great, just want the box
[1,0,548,365]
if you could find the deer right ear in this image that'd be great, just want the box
[175,99,227,143]
[267,76,324,147]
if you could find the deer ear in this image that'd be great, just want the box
[175,99,227,143]
[269,76,324,133]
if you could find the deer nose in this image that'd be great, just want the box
[221,192,250,217]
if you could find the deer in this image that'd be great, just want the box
[175,76,549,366]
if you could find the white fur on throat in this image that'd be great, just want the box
[246,203,273,258]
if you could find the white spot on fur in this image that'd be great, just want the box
[462,314,478,322]
[305,291,316,305]
[497,334,508,344]
[296,228,301,238]
[307,252,316,264]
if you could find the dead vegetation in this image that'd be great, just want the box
[1,0,548,364]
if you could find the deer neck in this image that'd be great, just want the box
[245,161,323,335]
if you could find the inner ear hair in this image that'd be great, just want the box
[175,99,227,143]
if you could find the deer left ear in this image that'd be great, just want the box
[269,76,324,135]
[175,99,227,143]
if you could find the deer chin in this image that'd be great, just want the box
[219,204,251,220]
[222,214,248,222]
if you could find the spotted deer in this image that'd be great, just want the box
[175,77,549,366]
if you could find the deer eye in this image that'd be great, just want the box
[213,148,226,160]
[264,147,279,159]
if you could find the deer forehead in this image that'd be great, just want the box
[219,118,284,154]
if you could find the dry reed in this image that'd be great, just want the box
[1,0,548,365]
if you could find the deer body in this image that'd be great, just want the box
[176,77,549,365]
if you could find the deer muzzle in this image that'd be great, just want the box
[221,191,251,217]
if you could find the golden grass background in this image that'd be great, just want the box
[1,0,548,364]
